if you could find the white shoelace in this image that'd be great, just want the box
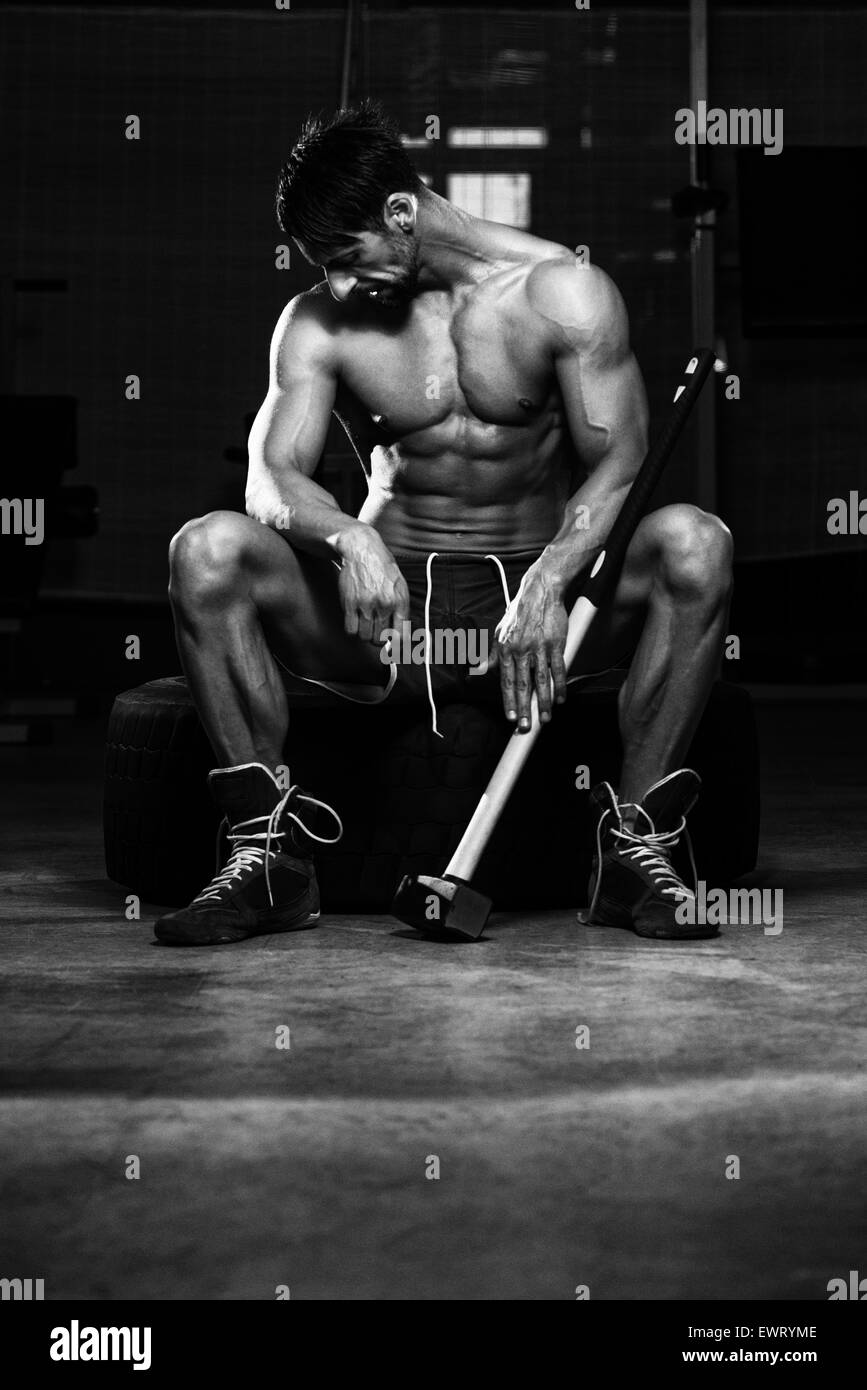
[194,786,343,909]
[588,800,697,921]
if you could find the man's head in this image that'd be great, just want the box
[276,100,424,309]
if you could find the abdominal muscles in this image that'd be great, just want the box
[358,410,573,554]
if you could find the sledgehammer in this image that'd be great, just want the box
[391,348,717,940]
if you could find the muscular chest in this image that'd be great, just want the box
[335,290,554,443]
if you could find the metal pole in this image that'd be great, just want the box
[689,0,717,513]
[340,0,356,108]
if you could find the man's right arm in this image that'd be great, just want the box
[245,294,363,557]
[245,294,408,641]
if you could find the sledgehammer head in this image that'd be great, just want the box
[391,873,491,940]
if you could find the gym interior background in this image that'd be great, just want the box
[1,0,866,1306]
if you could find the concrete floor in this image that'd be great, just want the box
[1,701,866,1300]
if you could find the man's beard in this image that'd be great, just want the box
[366,236,420,310]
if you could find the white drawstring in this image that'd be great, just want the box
[423,552,514,737]
[587,796,698,922]
[274,652,397,704]
[423,551,442,737]
[483,553,512,613]
[196,786,344,909]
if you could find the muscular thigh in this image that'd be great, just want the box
[245,524,386,685]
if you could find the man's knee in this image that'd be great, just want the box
[169,510,260,599]
[653,504,733,600]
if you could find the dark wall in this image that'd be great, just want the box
[1,6,344,599]
[711,7,867,560]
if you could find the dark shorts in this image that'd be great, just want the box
[279,547,631,732]
[276,549,537,721]
[386,549,541,705]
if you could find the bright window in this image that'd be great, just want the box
[446,173,531,228]
[447,127,547,148]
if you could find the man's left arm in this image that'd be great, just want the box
[496,261,649,729]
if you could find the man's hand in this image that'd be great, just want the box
[495,565,569,731]
[335,525,410,644]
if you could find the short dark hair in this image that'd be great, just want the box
[275,99,423,261]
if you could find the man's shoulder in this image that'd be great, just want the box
[525,255,624,331]
[270,283,339,369]
[277,281,338,333]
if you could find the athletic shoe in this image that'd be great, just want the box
[583,768,714,939]
[154,762,342,946]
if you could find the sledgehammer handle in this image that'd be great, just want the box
[446,348,716,885]
[581,348,716,610]
[447,595,597,881]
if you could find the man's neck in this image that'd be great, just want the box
[413,194,498,294]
